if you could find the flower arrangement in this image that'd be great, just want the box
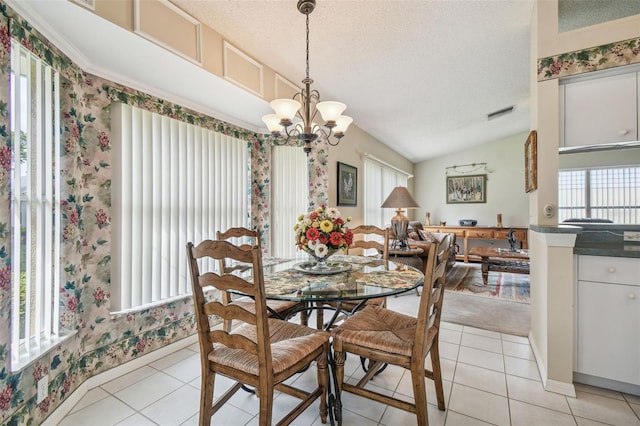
[294,206,353,259]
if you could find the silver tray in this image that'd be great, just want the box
[293,261,352,275]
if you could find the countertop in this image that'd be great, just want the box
[531,223,640,259]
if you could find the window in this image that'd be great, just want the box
[111,103,250,311]
[558,166,640,224]
[10,40,62,368]
[363,157,410,227]
[270,146,308,257]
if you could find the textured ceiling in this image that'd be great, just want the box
[171,0,535,162]
[12,0,537,163]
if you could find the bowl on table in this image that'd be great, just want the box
[458,219,477,226]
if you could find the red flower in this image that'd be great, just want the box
[309,212,319,221]
[329,232,342,246]
[306,228,319,241]
[318,234,329,245]
[344,230,354,246]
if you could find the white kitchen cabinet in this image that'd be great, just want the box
[561,71,638,148]
[575,255,640,387]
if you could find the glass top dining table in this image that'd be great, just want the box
[255,254,425,303]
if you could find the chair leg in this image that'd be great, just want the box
[411,366,429,426]
[317,344,329,423]
[430,341,446,410]
[300,303,309,327]
[258,387,274,426]
[334,350,345,394]
[200,371,215,426]
[316,303,324,330]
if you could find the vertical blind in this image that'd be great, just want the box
[363,158,410,228]
[10,40,61,368]
[112,103,249,311]
[271,145,308,257]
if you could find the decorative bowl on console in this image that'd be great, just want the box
[459,219,477,226]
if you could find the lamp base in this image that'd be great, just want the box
[390,210,410,251]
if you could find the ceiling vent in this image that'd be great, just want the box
[487,106,514,120]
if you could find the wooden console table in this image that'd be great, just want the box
[423,225,528,263]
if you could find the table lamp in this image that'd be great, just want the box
[381,186,420,250]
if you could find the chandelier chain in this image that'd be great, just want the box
[305,12,310,79]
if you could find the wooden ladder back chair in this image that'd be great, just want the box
[186,240,330,426]
[347,224,390,261]
[330,233,453,426]
[216,227,307,330]
[316,225,390,330]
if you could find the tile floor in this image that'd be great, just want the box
[59,295,640,426]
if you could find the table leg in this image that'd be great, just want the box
[481,257,489,286]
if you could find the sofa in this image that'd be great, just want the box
[392,221,457,272]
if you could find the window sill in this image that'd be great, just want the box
[11,331,77,373]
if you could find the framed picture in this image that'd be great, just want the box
[337,162,357,206]
[446,174,486,204]
[525,130,537,193]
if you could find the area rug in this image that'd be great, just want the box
[442,292,530,337]
[445,262,530,304]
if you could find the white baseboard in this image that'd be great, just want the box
[43,335,198,426]
[545,378,576,397]
[528,331,576,397]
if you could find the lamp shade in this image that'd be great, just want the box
[316,101,347,122]
[381,186,420,209]
[270,99,301,121]
[333,115,353,134]
[262,114,283,133]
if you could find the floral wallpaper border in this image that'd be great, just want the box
[537,36,640,81]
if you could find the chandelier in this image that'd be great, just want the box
[262,0,352,155]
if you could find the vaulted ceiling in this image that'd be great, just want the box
[13,0,537,163]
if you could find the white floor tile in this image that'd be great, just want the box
[509,399,576,426]
[574,382,625,400]
[440,328,463,345]
[58,396,135,426]
[70,387,110,414]
[149,348,197,371]
[567,390,640,425]
[457,346,504,372]
[504,355,540,381]
[100,365,157,394]
[502,340,535,360]
[448,383,510,426]
[113,413,157,426]
[113,371,184,411]
[380,402,447,426]
[444,410,495,425]
[441,321,464,332]
[501,334,530,345]
[460,333,503,354]
[574,417,612,425]
[183,401,254,426]
[506,374,571,413]
[439,341,460,361]
[462,326,501,339]
[453,362,507,396]
[160,352,201,383]
[140,384,201,425]
[624,393,640,405]
[631,403,640,418]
